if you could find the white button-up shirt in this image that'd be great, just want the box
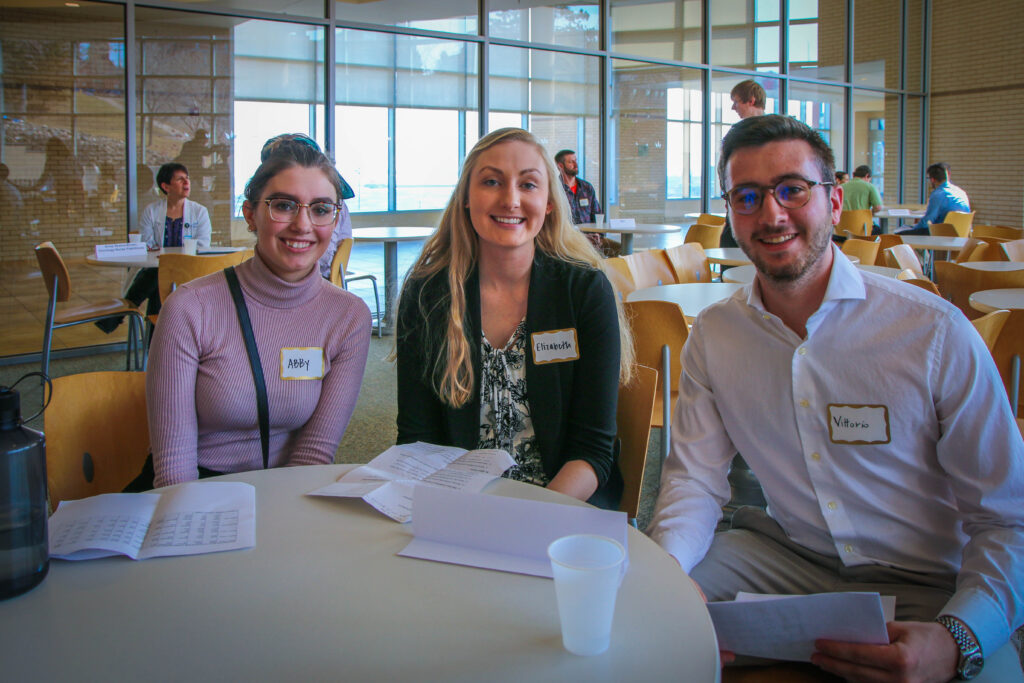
[649,245,1024,656]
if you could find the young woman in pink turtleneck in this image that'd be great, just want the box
[145,135,371,487]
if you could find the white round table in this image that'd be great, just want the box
[85,245,249,268]
[1,465,719,682]
[703,248,750,267]
[960,261,1024,272]
[578,223,682,255]
[968,288,1024,313]
[352,227,436,331]
[898,235,969,253]
[627,282,745,320]
[857,264,903,278]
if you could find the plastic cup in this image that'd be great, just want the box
[594,213,605,228]
[128,233,141,243]
[547,534,625,656]
[182,238,198,255]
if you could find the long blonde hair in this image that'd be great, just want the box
[399,127,634,408]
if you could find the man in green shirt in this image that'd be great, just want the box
[841,165,883,234]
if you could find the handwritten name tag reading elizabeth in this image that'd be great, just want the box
[531,329,579,364]
[827,404,890,444]
[280,347,325,380]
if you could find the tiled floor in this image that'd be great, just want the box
[0,240,428,359]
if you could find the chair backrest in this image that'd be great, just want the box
[663,243,712,283]
[329,237,356,287]
[34,241,72,302]
[623,249,677,289]
[943,210,975,237]
[874,234,903,266]
[601,257,637,300]
[623,300,689,395]
[989,309,1024,415]
[896,270,941,296]
[884,244,924,276]
[616,364,658,520]
[835,209,872,237]
[967,240,1009,262]
[934,261,1024,319]
[1002,239,1024,262]
[972,224,1023,241]
[840,238,879,265]
[954,238,981,263]
[696,213,727,227]
[44,371,150,507]
[157,249,254,304]
[684,223,724,249]
[928,222,960,238]
[971,309,1010,352]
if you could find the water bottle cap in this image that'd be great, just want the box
[0,386,20,429]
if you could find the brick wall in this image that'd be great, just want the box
[928,0,1024,227]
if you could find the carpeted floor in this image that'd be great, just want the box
[1,337,666,530]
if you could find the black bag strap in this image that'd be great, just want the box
[224,266,270,470]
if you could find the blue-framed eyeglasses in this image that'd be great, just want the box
[722,178,833,215]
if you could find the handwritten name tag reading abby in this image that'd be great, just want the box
[827,404,891,445]
[531,329,579,364]
[280,347,325,380]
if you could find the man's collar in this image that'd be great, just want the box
[747,243,865,313]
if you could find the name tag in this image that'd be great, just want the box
[579,198,590,207]
[531,329,579,364]
[280,347,325,380]
[827,404,890,444]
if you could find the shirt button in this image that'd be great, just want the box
[844,544,853,553]
[827,501,837,510]
[798,347,807,356]
[800,399,810,408]
[811,452,821,461]
[762,314,770,320]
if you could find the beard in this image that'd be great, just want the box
[736,219,833,284]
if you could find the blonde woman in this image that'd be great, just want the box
[396,128,634,507]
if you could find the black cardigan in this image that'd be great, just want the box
[395,251,622,507]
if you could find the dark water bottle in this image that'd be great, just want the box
[0,379,49,600]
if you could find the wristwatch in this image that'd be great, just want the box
[936,615,984,680]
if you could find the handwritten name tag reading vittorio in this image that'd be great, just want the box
[827,404,891,445]
[531,328,579,364]
[280,347,325,380]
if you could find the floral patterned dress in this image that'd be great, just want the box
[478,319,547,486]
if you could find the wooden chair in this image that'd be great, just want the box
[616,364,658,523]
[971,309,1010,352]
[697,213,727,227]
[990,309,1024,417]
[834,209,873,237]
[34,242,146,383]
[44,371,150,507]
[954,238,1007,263]
[884,244,924,277]
[840,238,879,265]
[623,249,677,289]
[601,257,637,301]
[329,238,381,337]
[1002,239,1024,262]
[972,224,1023,241]
[663,242,712,283]
[928,222,960,237]
[151,249,254,329]
[623,300,689,463]
[874,234,903,266]
[896,269,941,296]
[943,210,975,237]
[684,223,725,249]
[934,261,1024,320]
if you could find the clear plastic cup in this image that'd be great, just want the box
[128,233,141,243]
[594,213,605,228]
[547,534,625,656]
[182,238,198,255]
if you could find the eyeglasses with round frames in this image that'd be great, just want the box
[722,178,834,215]
[261,198,339,226]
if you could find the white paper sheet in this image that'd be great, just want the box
[398,486,628,578]
[49,482,255,561]
[307,442,516,522]
[706,592,889,661]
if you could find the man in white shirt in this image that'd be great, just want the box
[648,114,1024,682]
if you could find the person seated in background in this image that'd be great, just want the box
[554,148,619,256]
[139,135,371,488]
[834,170,848,184]
[96,162,212,332]
[396,128,634,507]
[648,114,1024,681]
[730,79,766,119]
[841,164,884,234]
[898,162,971,235]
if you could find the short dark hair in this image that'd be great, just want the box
[835,171,848,181]
[853,165,871,178]
[244,135,345,205]
[718,114,835,193]
[156,162,188,194]
[927,163,949,183]
[730,79,766,110]
[554,149,575,165]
